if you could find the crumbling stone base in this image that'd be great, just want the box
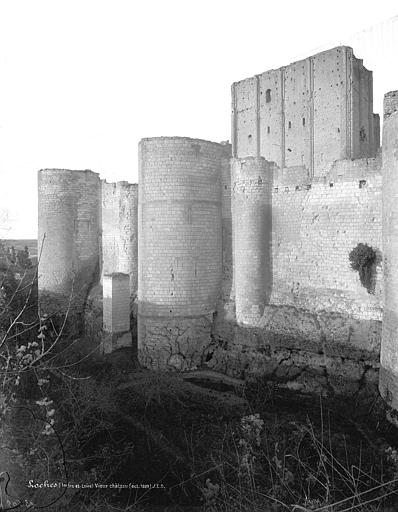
[101,331,132,355]
[137,314,214,371]
[207,308,381,397]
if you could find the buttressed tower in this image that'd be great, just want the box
[38,169,138,331]
[231,157,273,325]
[38,169,101,311]
[210,45,383,396]
[137,137,231,370]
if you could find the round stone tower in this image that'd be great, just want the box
[231,157,273,325]
[138,137,231,369]
[38,169,101,311]
[380,91,398,411]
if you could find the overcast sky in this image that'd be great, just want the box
[0,0,397,239]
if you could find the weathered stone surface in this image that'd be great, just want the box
[384,90,398,119]
[102,331,132,354]
[36,48,394,405]
[101,181,138,298]
[37,169,138,347]
[137,315,214,370]
[380,92,398,411]
[102,272,132,354]
[232,46,379,175]
[232,157,273,326]
[137,137,231,366]
[38,169,101,311]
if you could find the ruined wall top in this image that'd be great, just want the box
[138,136,232,158]
[231,46,379,177]
[384,90,398,120]
[39,168,100,178]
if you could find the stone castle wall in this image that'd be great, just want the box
[232,47,379,176]
[269,158,382,319]
[202,46,384,394]
[231,157,273,325]
[36,47,398,407]
[38,169,101,308]
[221,152,233,314]
[211,154,383,393]
[380,92,398,409]
[101,180,138,298]
[137,137,231,369]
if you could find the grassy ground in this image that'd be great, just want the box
[8,346,397,512]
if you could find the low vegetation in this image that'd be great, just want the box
[349,243,378,294]
[1,240,398,511]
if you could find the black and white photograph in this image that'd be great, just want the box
[1,1,398,510]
